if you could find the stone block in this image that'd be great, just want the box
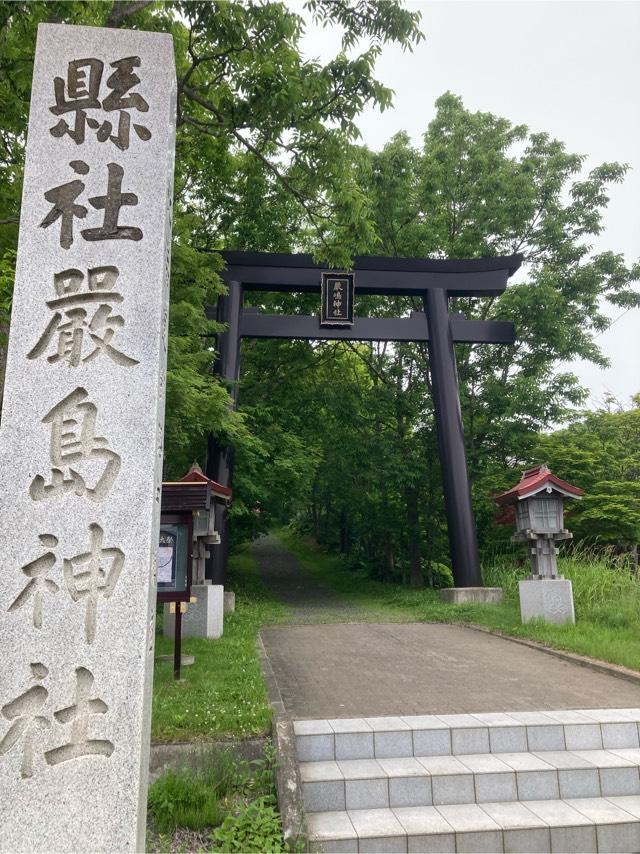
[503,827,550,853]
[489,726,528,754]
[335,732,374,760]
[451,726,490,755]
[558,768,601,798]
[516,769,560,800]
[526,724,566,751]
[599,766,640,796]
[163,584,223,639]
[519,578,575,624]
[440,587,503,605]
[345,778,388,810]
[374,730,413,758]
[389,776,432,808]
[223,590,235,613]
[0,22,176,853]
[563,723,602,751]
[456,830,503,853]
[474,771,518,802]
[602,722,640,749]
[412,727,452,756]
[303,780,345,812]
[297,734,335,762]
[431,773,475,805]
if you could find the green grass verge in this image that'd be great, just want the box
[151,545,289,742]
[147,742,295,853]
[277,528,640,673]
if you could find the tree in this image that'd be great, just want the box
[0,0,424,517]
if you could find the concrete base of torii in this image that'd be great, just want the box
[164,583,225,639]
[440,587,503,605]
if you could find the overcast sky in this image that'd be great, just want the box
[296,0,640,408]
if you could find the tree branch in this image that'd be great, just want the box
[105,1,153,28]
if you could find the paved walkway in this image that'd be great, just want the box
[254,536,640,719]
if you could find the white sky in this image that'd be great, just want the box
[296,0,640,408]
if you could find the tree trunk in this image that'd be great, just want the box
[405,485,423,587]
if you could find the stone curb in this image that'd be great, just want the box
[258,632,307,848]
[466,623,640,688]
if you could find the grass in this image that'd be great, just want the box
[277,528,640,673]
[151,544,290,742]
[146,742,294,853]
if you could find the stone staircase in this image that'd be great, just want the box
[293,708,640,852]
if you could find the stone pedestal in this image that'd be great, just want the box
[440,587,503,605]
[164,584,224,639]
[224,590,236,614]
[519,578,575,624]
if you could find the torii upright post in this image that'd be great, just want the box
[424,287,481,588]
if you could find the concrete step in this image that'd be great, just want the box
[300,749,640,813]
[294,710,640,763]
[306,796,640,853]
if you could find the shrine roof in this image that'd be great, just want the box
[177,466,232,499]
[494,465,584,505]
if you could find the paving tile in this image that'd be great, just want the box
[338,759,386,780]
[565,796,638,824]
[366,717,410,731]
[375,730,413,759]
[557,768,601,799]
[306,810,357,842]
[377,758,427,778]
[608,747,640,764]
[348,807,406,838]
[456,829,503,852]
[451,727,490,755]
[294,719,333,736]
[516,769,559,800]
[575,749,634,767]
[479,801,544,829]
[564,724,603,751]
[599,766,640,796]
[489,727,528,754]
[389,776,432,808]
[303,780,346,812]
[329,718,372,733]
[523,798,594,826]
[358,837,407,854]
[435,803,501,832]
[457,754,514,773]
[400,715,448,730]
[575,708,638,723]
[496,753,555,772]
[393,805,454,835]
[431,773,476,805]
[335,732,374,760]
[605,795,640,818]
[437,714,485,728]
[412,728,451,757]
[474,772,518,803]
[300,761,343,782]
[543,710,594,724]
[309,838,358,854]
[416,755,471,775]
[503,827,550,853]
[526,725,566,752]
[407,833,455,853]
[506,711,558,726]
[602,722,640,749]
[549,824,597,853]
[533,750,595,769]
[596,821,640,853]
[345,778,389,810]
[297,734,335,762]
[471,713,522,727]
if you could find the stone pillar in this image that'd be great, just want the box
[0,24,176,852]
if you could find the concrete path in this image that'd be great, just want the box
[255,535,640,719]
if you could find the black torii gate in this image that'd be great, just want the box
[205,251,522,589]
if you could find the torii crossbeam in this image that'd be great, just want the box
[205,251,522,589]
